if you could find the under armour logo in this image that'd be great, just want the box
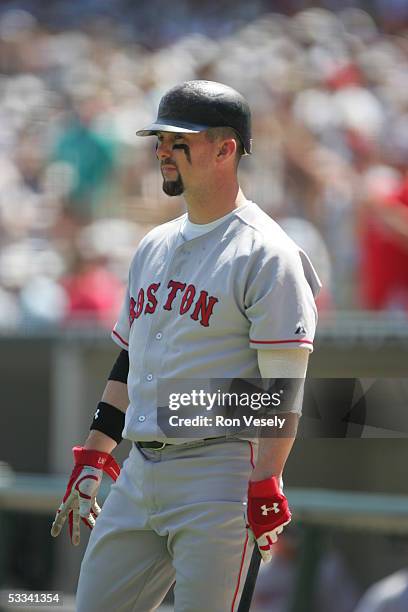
[94,409,100,420]
[295,325,306,335]
[261,503,280,516]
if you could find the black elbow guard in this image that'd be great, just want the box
[108,349,129,384]
[90,401,125,445]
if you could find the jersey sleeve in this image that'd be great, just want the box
[245,246,321,352]
[111,285,130,350]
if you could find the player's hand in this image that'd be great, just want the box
[50,446,120,546]
[246,476,291,563]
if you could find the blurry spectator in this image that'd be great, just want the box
[279,217,333,310]
[20,275,67,327]
[359,170,408,311]
[61,252,123,327]
[51,94,117,223]
[60,223,125,327]
[0,239,66,327]
[253,527,358,612]
[354,568,408,612]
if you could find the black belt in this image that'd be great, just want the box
[136,437,224,451]
[136,440,173,450]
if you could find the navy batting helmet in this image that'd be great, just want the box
[136,80,252,155]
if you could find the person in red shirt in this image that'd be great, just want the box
[360,171,408,310]
[61,252,124,327]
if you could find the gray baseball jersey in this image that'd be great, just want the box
[111,201,321,443]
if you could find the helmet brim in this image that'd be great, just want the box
[136,120,210,136]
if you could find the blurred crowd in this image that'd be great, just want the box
[0,3,408,329]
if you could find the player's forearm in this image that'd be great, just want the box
[250,415,299,481]
[84,430,118,453]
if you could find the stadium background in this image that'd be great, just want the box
[0,1,408,610]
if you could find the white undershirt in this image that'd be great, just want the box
[258,349,309,379]
[180,202,250,241]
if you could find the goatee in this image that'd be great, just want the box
[162,176,184,196]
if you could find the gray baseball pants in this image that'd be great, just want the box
[76,438,256,612]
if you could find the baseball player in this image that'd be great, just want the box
[51,81,321,612]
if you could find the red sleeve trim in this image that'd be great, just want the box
[112,329,129,347]
[250,338,313,346]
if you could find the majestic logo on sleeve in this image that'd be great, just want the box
[129,279,218,328]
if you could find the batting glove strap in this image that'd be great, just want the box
[247,476,291,541]
[72,446,120,481]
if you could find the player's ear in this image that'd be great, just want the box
[216,139,237,164]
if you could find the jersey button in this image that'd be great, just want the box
[155,332,163,340]
[146,373,153,381]
[138,415,146,422]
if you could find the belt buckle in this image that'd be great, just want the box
[155,441,167,450]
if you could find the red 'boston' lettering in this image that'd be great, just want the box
[145,282,160,314]
[135,288,144,318]
[179,284,196,315]
[190,290,219,327]
[163,280,186,311]
[129,297,136,326]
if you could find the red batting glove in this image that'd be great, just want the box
[50,446,120,546]
[247,476,291,563]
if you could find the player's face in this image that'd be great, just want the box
[156,132,216,196]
